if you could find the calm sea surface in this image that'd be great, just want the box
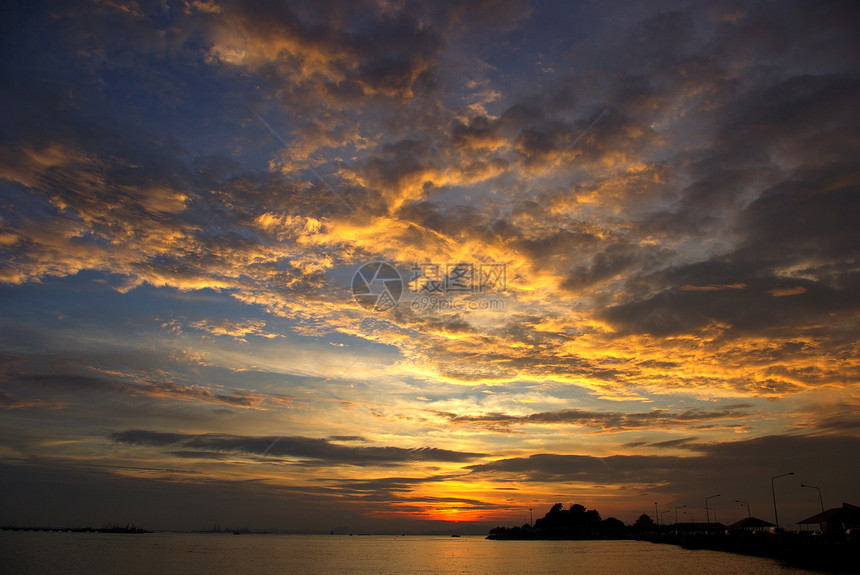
[0,532,824,575]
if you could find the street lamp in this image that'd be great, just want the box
[675,505,686,525]
[705,494,720,526]
[736,500,751,518]
[771,472,794,531]
[801,484,824,515]
[529,508,533,526]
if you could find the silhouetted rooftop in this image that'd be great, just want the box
[797,502,860,526]
[727,517,775,530]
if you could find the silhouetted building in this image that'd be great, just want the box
[797,502,860,534]
[727,517,775,533]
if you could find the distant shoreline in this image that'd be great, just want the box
[1,525,151,534]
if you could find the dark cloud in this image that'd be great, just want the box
[623,437,700,450]
[328,475,464,503]
[468,434,860,523]
[111,429,188,447]
[789,400,860,434]
[442,405,754,432]
[0,365,289,410]
[601,223,859,340]
[235,0,534,108]
[560,240,641,292]
[0,389,61,410]
[439,0,533,33]
[328,435,367,442]
[204,0,448,100]
[468,452,685,484]
[0,460,406,532]
[589,5,860,342]
[111,430,485,465]
[812,416,860,433]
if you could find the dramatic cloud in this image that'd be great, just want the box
[1,0,857,531]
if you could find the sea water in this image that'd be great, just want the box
[0,532,822,575]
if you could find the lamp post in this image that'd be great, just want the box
[736,500,751,518]
[675,505,686,525]
[529,508,533,526]
[705,494,720,526]
[654,502,659,524]
[771,472,794,531]
[801,484,824,515]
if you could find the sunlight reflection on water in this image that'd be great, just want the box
[0,532,823,575]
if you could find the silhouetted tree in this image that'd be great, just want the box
[488,503,633,540]
[633,513,655,532]
[534,503,564,530]
[601,517,626,534]
[585,509,601,525]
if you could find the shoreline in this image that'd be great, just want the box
[642,533,859,573]
[486,529,859,573]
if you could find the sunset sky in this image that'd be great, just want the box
[1,0,858,533]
